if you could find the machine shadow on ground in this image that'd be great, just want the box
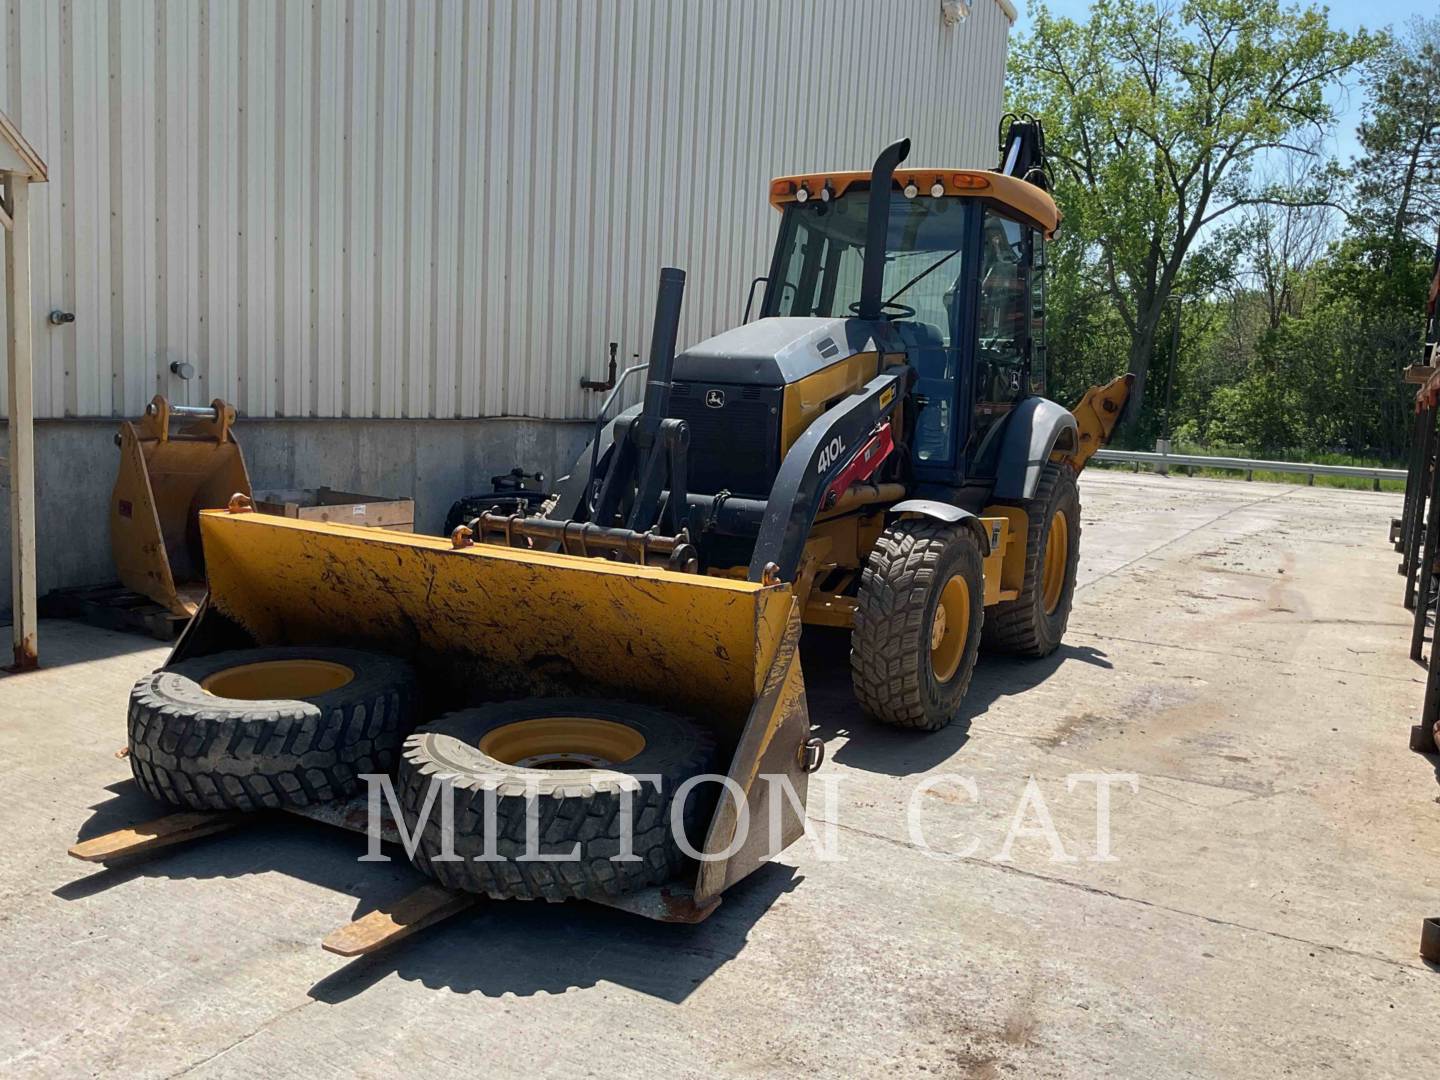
[57,781,801,1003]
[799,625,1112,776]
[0,620,161,675]
[309,860,801,1003]
[56,782,428,907]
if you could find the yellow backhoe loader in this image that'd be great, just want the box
[109,118,1129,922]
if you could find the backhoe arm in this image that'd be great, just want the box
[1058,373,1133,474]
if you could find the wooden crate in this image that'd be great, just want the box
[252,487,414,531]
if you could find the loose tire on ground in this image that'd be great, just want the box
[397,698,717,901]
[851,519,986,731]
[982,461,1081,657]
[128,646,417,811]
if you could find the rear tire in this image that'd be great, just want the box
[127,646,417,811]
[983,462,1081,657]
[397,698,717,901]
[850,520,985,731]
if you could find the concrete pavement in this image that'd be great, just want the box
[1,471,1437,1077]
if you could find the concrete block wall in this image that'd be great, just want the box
[0,417,591,619]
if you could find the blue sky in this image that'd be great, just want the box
[1009,1,1435,163]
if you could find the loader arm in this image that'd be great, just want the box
[1057,373,1133,474]
[748,369,908,584]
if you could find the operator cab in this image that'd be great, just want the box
[758,167,1057,495]
[552,124,1080,582]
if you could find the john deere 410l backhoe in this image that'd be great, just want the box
[114,118,1129,919]
[533,119,1131,731]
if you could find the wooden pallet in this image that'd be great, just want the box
[40,583,189,641]
[66,791,720,957]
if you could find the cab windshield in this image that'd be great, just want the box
[761,192,976,350]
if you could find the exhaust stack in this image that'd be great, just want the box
[637,267,686,437]
[857,137,911,321]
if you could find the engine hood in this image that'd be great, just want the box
[673,316,904,386]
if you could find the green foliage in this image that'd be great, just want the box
[1010,1,1434,463]
[1205,373,1302,450]
[1011,0,1374,416]
[1168,233,1430,458]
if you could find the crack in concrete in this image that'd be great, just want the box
[823,817,1427,976]
[1076,486,1301,596]
[166,995,321,1078]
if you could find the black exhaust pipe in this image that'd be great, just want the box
[638,266,686,435]
[857,137,911,321]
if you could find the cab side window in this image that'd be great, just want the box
[969,212,1030,463]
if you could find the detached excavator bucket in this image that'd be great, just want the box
[110,396,251,616]
[188,509,813,908]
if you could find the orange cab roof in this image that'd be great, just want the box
[768,168,1060,237]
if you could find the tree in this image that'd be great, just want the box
[1009,0,1373,422]
[1236,147,1336,329]
[1256,235,1433,458]
[1353,17,1440,247]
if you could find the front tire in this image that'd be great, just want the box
[850,520,985,731]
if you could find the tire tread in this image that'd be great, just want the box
[851,520,984,731]
[398,699,716,902]
[127,648,416,812]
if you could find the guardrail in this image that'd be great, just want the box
[1091,448,1404,487]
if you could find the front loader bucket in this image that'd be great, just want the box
[190,509,813,905]
[110,397,251,616]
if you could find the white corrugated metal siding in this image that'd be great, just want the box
[1,0,1010,421]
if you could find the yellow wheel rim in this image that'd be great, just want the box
[1041,510,1070,615]
[201,658,355,700]
[930,574,971,683]
[478,717,646,770]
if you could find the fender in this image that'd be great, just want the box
[749,370,907,582]
[992,397,1079,502]
[888,499,991,556]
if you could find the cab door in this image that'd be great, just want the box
[963,209,1034,481]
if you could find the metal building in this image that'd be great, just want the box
[0,0,1013,612]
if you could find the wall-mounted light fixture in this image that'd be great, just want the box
[941,0,973,28]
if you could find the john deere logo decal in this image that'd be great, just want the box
[705,389,725,409]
